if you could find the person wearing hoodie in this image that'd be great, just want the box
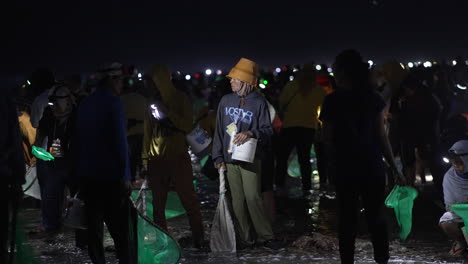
[142,64,204,248]
[275,64,326,196]
[212,58,282,250]
[439,140,468,256]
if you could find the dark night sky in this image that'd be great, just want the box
[5,0,468,78]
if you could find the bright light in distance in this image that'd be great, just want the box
[423,61,432,68]
[400,63,405,69]
[408,62,414,68]
[185,74,191,80]
[329,72,334,76]
[259,83,266,89]
[327,68,333,73]
[137,73,142,78]
[456,84,467,90]
[48,102,54,106]
[275,67,281,73]
[315,65,322,71]
[452,60,457,66]
[289,76,294,81]
[368,60,374,67]
[465,60,468,65]
[27,80,31,85]
[216,70,222,75]
[443,157,450,164]
[293,68,299,72]
[205,69,212,75]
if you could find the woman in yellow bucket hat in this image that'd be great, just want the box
[212,58,283,250]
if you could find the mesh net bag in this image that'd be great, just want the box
[131,187,182,264]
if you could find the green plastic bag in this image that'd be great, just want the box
[385,185,418,240]
[449,204,468,236]
[131,191,186,220]
[200,155,209,168]
[287,147,317,177]
[132,190,182,264]
[31,146,54,161]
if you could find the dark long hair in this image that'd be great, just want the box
[333,50,376,111]
[333,49,373,93]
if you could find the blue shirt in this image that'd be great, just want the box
[74,88,130,181]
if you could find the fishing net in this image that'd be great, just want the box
[131,187,182,264]
[13,219,40,264]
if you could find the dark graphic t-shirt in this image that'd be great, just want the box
[212,91,273,164]
[319,90,386,182]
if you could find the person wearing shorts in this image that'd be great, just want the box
[439,140,468,256]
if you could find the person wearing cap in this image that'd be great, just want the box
[142,64,205,249]
[33,84,77,233]
[212,58,282,250]
[275,64,327,197]
[74,63,137,263]
[29,69,57,128]
[439,140,468,256]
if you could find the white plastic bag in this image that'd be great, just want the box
[64,193,87,230]
[210,168,236,253]
[22,163,41,200]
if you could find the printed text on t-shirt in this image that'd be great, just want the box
[225,107,253,124]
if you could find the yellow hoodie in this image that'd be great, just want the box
[280,80,326,129]
[142,65,193,161]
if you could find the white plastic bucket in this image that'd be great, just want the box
[232,138,257,163]
[186,126,212,155]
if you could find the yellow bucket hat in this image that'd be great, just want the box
[226,58,259,87]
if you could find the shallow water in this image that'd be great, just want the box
[18,171,468,264]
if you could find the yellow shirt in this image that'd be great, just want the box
[280,80,326,129]
[120,92,147,136]
[142,65,194,162]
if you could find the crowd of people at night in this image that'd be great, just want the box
[2,49,468,264]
